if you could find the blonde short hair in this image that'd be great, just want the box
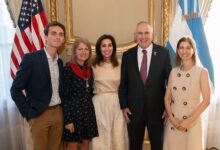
[70,38,92,65]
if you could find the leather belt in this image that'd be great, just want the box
[47,104,60,110]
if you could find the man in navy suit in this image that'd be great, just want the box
[11,22,65,150]
[119,21,172,150]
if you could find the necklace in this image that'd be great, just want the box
[68,63,91,88]
[84,78,89,88]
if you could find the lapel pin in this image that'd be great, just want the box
[154,52,157,55]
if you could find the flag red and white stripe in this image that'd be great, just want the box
[10,0,47,79]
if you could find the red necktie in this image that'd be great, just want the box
[140,50,147,84]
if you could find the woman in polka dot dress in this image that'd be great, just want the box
[62,38,98,150]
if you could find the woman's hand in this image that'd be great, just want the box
[169,116,181,129]
[65,123,75,133]
[177,118,193,132]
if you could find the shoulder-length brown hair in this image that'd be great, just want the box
[175,36,197,66]
[70,38,92,65]
[93,34,119,67]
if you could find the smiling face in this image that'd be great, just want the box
[100,39,113,62]
[74,42,90,65]
[134,22,153,49]
[45,26,65,49]
[177,41,194,62]
[175,37,197,65]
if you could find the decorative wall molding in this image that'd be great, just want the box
[161,0,170,46]
[47,0,58,22]
[62,0,155,54]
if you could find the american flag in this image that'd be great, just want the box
[10,0,47,79]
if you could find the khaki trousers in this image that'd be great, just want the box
[29,105,63,150]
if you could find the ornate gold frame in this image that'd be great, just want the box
[40,0,212,50]
[47,0,59,22]
[161,0,170,46]
[47,0,157,54]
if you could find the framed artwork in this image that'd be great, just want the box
[47,0,165,54]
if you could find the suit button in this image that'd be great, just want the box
[173,86,177,90]
[183,115,187,119]
[186,73,190,77]
[177,73,181,77]
[183,101,187,105]
[182,86,186,91]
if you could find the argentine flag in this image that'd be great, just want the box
[166,0,215,88]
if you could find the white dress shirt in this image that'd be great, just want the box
[44,48,61,106]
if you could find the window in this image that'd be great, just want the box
[0,0,15,101]
[205,0,220,95]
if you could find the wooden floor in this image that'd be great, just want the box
[143,144,151,149]
[74,142,218,150]
[75,144,219,150]
[142,144,219,150]
[207,148,219,150]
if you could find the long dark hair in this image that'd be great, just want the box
[93,34,119,67]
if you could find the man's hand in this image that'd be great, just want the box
[122,108,132,123]
[162,110,168,124]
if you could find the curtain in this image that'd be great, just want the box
[4,0,22,26]
[0,0,27,149]
[206,96,220,149]
[5,0,48,27]
[204,0,220,149]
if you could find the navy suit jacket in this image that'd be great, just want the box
[119,43,172,124]
[10,49,64,120]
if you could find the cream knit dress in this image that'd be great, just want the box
[163,65,205,150]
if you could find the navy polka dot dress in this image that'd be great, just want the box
[62,64,98,142]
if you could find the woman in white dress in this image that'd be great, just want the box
[163,36,211,150]
[91,34,128,150]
